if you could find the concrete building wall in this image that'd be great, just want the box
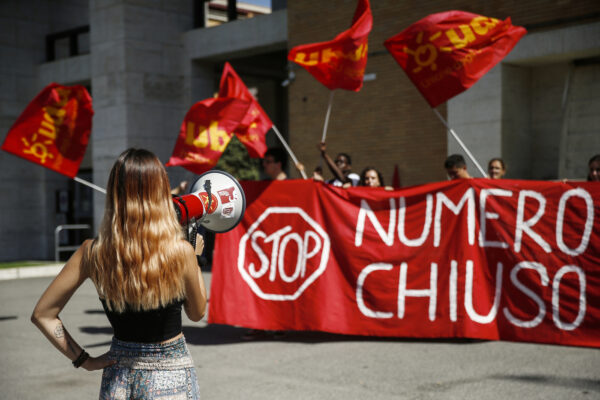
[0,1,90,261]
[501,64,531,179]
[530,63,568,180]
[560,61,600,179]
[89,0,193,227]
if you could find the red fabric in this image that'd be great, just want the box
[384,11,526,107]
[210,179,600,348]
[166,98,250,174]
[287,0,372,91]
[1,83,93,178]
[218,62,273,158]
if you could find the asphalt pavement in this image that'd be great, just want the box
[0,272,598,400]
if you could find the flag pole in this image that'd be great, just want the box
[271,125,308,179]
[74,176,107,194]
[321,90,335,142]
[432,108,487,177]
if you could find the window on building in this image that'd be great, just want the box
[45,26,90,62]
[194,0,272,28]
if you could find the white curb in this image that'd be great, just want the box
[0,264,64,281]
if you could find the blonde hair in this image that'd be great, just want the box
[85,148,187,312]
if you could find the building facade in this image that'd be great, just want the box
[1,0,599,261]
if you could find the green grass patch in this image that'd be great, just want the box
[0,261,63,269]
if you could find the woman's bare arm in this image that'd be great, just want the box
[31,240,114,371]
[319,142,347,183]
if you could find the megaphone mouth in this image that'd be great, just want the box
[175,169,246,233]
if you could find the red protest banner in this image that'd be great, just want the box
[210,179,600,348]
[166,97,250,174]
[288,0,372,91]
[384,11,526,107]
[219,62,273,158]
[1,83,93,178]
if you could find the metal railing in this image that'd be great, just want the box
[54,224,90,262]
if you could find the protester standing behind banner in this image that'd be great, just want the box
[354,166,393,190]
[262,147,288,181]
[31,148,207,399]
[488,158,506,179]
[444,154,472,180]
[319,142,360,187]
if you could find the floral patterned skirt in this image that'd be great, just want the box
[99,336,200,400]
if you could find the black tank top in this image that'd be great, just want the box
[100,298,184,343]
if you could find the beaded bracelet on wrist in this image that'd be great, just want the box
[73,349,90,368]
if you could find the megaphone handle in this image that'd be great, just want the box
[189,221,198,249]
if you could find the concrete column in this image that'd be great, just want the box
[501,64,531,179]
[0,2,50,260]
[528,63,567,180]
[89,0,192,227]
[559,62,600,179]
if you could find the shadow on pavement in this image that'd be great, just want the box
[84,308,106,314]
[79,322,488,347]
[0,315,18,321]
[491,374,600,392]
[79,325,113,348]
[183,324,488,346]
[86,340,113,348]
[81,326,113,335]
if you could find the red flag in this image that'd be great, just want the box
[218,62,272,158]
[288,0,372,91]
[384,11,526,107]
[166,97,250,174]
[1,83,93,178]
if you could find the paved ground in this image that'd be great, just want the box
[1,273,598,400]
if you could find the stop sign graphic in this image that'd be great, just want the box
[237,207,331,300]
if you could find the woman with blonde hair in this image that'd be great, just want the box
[32,148,207,399]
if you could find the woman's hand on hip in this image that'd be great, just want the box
[81,351,116,371]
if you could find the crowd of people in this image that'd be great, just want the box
[443,153,599,182]
[261,142,597,185]
[170,139,600,191]
[261,142,392,189]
